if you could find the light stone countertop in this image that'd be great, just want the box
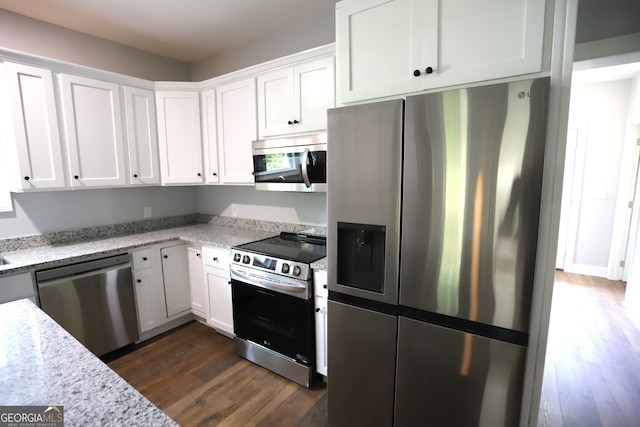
[0,223,277,276]
[0,298,177,426]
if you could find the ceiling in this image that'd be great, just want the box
[0,0,335,63]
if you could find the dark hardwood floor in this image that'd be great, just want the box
[106,270,639,426]
[538,270,640,427]
[106,322,327,427]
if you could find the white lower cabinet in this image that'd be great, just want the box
[131,243,191,335]
[314,269,328,376]
[187,246,206,318]
[202,247,234,336]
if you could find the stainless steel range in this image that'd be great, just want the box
[230,232,326,387]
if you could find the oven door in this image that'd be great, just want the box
[252,141,327,192]
[231,279,315,366]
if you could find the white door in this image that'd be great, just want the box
[201,89,221,183]
[257,66,295,138]
[206,268,234,334]
[123,86,160,185]
[156,91,204,184]
[216,78,257,184]
[4,62,66,190]
[187,246,206,317]
[59,74,127,187]
[295,56,335,135]
[160,244,191,318]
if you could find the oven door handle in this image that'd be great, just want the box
[231,267,307,294]
[301,148,311,188]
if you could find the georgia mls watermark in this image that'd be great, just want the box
[0,406,64,427]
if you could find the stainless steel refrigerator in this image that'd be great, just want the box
[326,78,549,427]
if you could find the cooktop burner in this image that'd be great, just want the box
[234,232,326,264]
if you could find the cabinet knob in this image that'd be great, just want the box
[197,172,202,177]
[163,255,168,259]
[212,172,217,176]
[142,257,148,261]
[413,69,421,77]
[24,176,30,181]
[315,308,321,312]
[74,175,79,180]
[133,174,138,178]
[293,119,299,124]
[323,284,327,289]
[213,257,218,262]
[197,253,201,257]
[425,66,434,74]
[137,279,142,283]
[228,280,231,285]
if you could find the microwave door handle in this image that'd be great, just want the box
[301,148,311,188]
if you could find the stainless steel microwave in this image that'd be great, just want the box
[252,134,327,192]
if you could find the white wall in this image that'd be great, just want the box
[195,186,326,227]
[0,187,198,238]
[562,79,632,275]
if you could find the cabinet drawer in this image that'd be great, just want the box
[314,270,328,298]
[131,248,156,270]
[202,247,230,270]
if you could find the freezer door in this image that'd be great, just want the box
[327,300,397,427]
[327,99,403,305]
[394,317,526,427]
[400,78,549,332]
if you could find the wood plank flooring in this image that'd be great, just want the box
[538,270,640,427]
[106,270,639,426]
[106,322,327,427]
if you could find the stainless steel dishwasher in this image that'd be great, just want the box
[36,253,139,357]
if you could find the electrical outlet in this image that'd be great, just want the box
[144,206,152,218]
[231,204,237,217]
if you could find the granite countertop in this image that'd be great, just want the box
[0,298,177,426]
[0,223,277,276]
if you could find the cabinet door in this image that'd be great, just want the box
[257,67,295,138]
[160,244,191,318]
[201,89,220,184]
[3,62,66,190]
[436,0,545,85]
[123,86,160,185]
[155,91,204,184]
[206,267,234,335]
[295,56,335,135]
[59,74,127,187]
[187,246,206,317]
[216,78,257,184]
[314,295,328,376]
[133,268,165,333]
[336,0,438,103]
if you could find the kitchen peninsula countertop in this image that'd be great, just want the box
[0,219,285,275]
[0,298,177,426]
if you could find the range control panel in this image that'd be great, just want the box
[230,249,311,280]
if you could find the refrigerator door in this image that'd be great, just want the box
[327,99,404,305]
[400,78,549,332]
[394,317,526,427]
[327,300,398,427]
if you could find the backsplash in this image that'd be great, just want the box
[0,214,326,253]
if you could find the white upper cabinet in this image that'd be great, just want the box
[257,56,335,138]
[3,62,66,190]
[216,78,257,184]
[201,89,220,184]
[336,0,545,103]
[155,90,204,184]
[59,74,128,187]
[122,86,160,185]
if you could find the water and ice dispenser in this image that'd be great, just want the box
[337,222,386,294]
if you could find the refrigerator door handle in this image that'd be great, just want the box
[301,148,311,188]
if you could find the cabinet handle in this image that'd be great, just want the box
[133,174,138,178]
[74,175,79,180]
[212,172,217,176]
[315,308,321,312]
[413,69,421,77]
[137,279,142,283]
[288,120,293,125]
[425,66,434,74]
[323,284,327,289]
[197,253,201,257]
[213,257,218,262]
[197,172,202,177]
[228,280,231,285]
[142,257,148,261]
[163,255,168,259]
[293,119,299,124]
[24,176,30,181]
